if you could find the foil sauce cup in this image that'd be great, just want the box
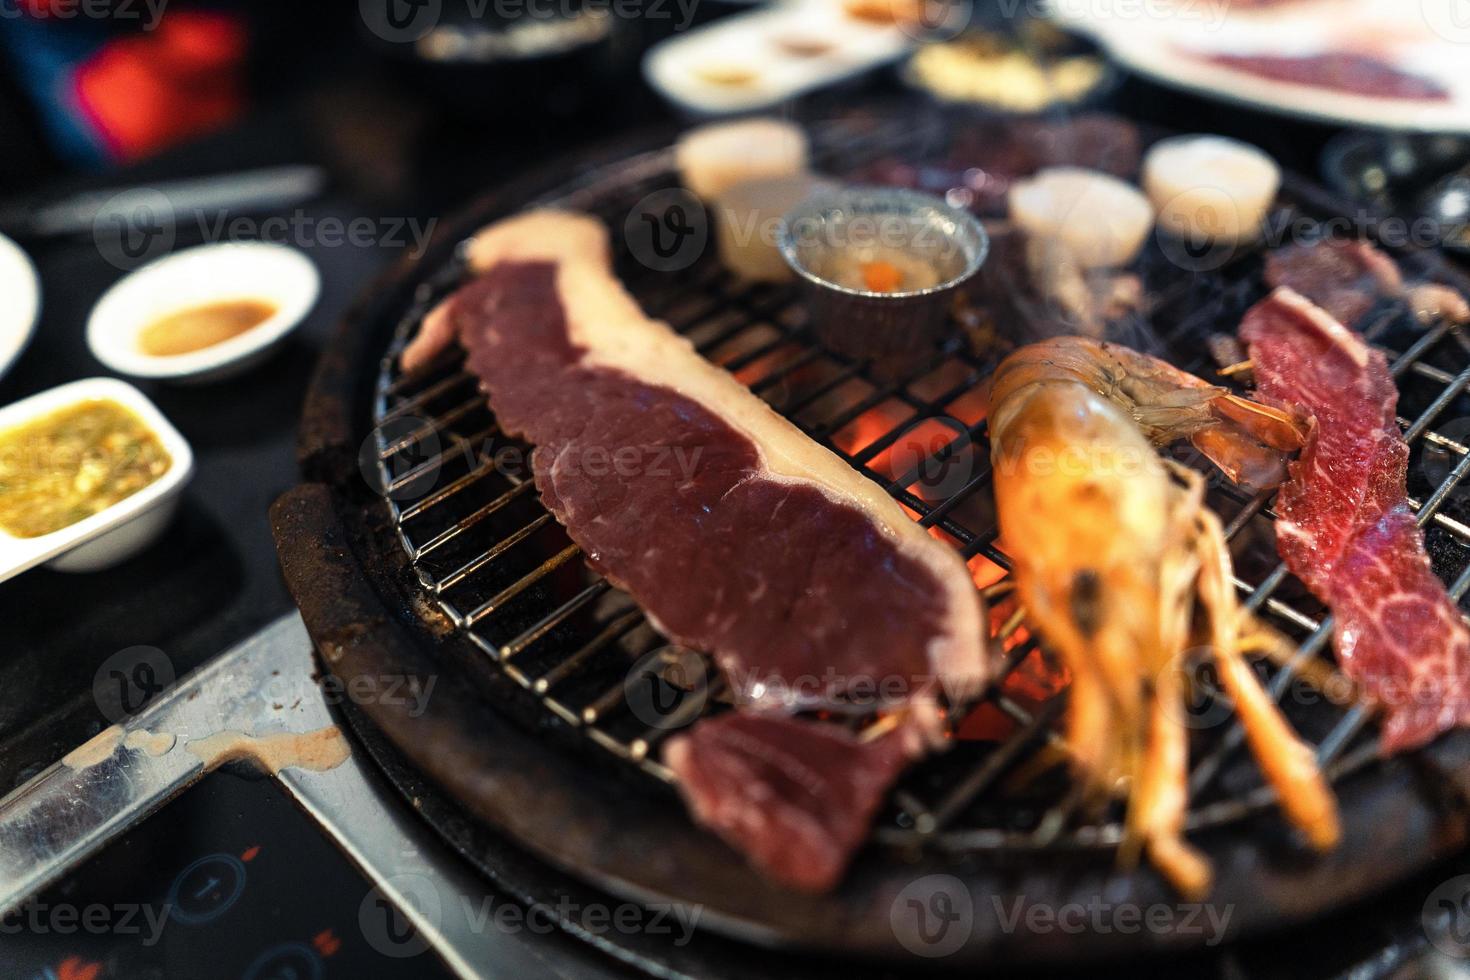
[777,187,989,371]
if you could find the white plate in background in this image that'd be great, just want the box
[0,233,40,381]
[1049,0,1470,133]
[643,0,938,117]
[87,242,320,385]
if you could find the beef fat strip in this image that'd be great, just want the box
[1241,287,1470,752]
[402,210,989,890]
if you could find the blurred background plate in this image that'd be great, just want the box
[1049,0,1470,133]
[0,232,39,381]
[896,21,1120,118]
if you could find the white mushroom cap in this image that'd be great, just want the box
[1144,135,1281,246]
[1008,167,1155,270]
[675,118,810,202]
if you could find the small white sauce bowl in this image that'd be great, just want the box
[87,242,320,385]
[0,232,41,382]
[0,378,194,581]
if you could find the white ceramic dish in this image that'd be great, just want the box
[1049,0,1470,133]
[0,378,193,581]
[87,242,320,384]
[0,232,41,381]
[643,0,929,117]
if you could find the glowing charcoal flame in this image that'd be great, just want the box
[831,402,914,459]
[954,592,1068,742]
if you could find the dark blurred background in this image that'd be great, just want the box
[0,0,1350,212]
[0,0,689,212]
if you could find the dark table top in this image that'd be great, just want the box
[0,144,383,791]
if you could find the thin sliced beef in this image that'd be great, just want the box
[1241,287,1470,752]
[1263,238,1403,327]
[1198,52,1451,102]
[664,713,922,892]
[402,210,989,889]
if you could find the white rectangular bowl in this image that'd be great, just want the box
[0,377,194,583]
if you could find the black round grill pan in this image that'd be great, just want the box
[272,103,1470,966]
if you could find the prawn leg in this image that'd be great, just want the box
[1125,474,1211,897]
[1237,624,1357,703]
[1193,505,1341,851]
[1136,665,1212,899]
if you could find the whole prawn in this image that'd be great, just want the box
[986,336,1339,897]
